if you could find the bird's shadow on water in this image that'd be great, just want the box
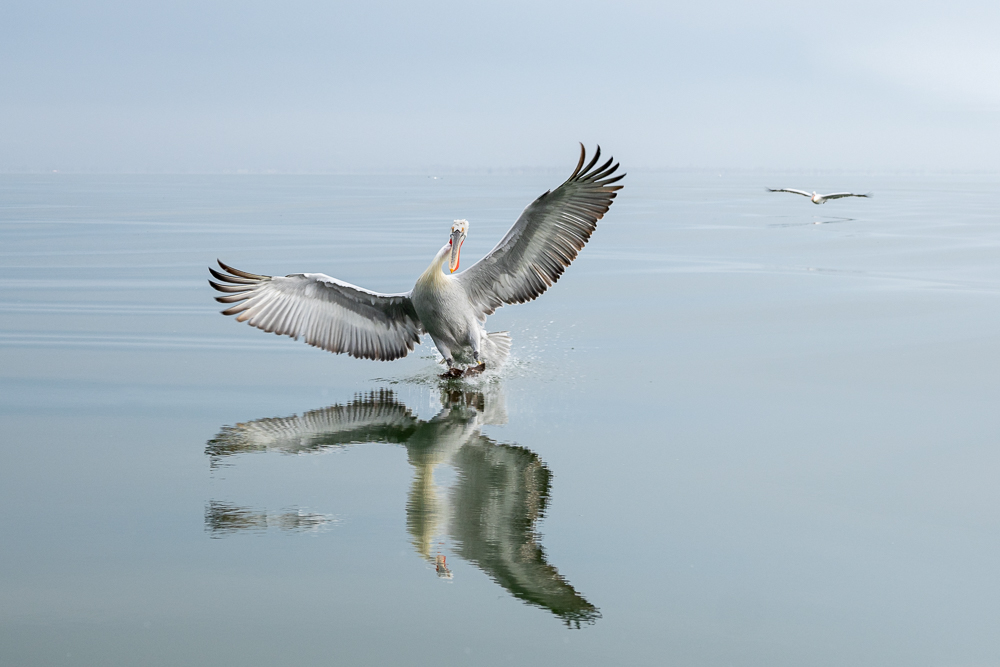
[769,215,856,228]
[203,384,600,628]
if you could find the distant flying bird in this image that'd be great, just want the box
[210,145,624,377]
[766,188,872,204]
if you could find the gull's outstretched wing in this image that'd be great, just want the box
[209,260,423,360]
[767,188,812,197]
[457,145,624,319]
[818,192,872,200]
[205,390,419,461]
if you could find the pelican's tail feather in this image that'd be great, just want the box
[485,331,512,366]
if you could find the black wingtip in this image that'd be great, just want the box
[590,158,618,181]
[569,144,587,179]
[581,146,601,176]
[216,259,268,280]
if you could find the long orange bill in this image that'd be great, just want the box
[449,231,464,272]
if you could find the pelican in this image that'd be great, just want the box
[767,188,872,204]
[209,145,624,377]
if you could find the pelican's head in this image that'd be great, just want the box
[448,219,468,273]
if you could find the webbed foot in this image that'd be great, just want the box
[440,367,464,379]
[463,363,486,377]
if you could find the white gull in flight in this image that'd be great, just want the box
[767,188,872,204]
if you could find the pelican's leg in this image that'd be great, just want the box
[433,337,463,378]
[462,329,487,376]
[469,331,482,365]
[453,332,485,376]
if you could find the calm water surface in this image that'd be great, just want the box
[2,170,1000,666]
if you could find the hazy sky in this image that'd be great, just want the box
[2,0,997,171]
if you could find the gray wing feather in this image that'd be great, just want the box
[209,260,423,360]
[767,188,812,197]
[456,145,624,318]
[449,440,600,626]
[819,192,871,200]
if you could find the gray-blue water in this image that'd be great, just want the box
[2,170,1000,666]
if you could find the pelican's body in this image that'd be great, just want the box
[410,231,505,369]
[767,188,872,205]
[210,146,623,375]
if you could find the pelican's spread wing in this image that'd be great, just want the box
[767,188,812,197]
[457,145,624,318]
[209,261,423,360]
[819,192,871,200]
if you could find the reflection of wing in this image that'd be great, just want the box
[818,192,871,200]
[767,188,811,197]
[205,390,419,460]
[449,438,600,627]
[205,501,336,536]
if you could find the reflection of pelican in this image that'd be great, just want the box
[205,389,599,626]
[766,188,872,204]
[209,145,623,376]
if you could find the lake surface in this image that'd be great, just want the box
[2,169,999,666]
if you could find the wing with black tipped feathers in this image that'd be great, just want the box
[205,390,419,460]
[456,145,624,319]
[767,188,812,197]
[209,261,423,360]
[819,192,871,200]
